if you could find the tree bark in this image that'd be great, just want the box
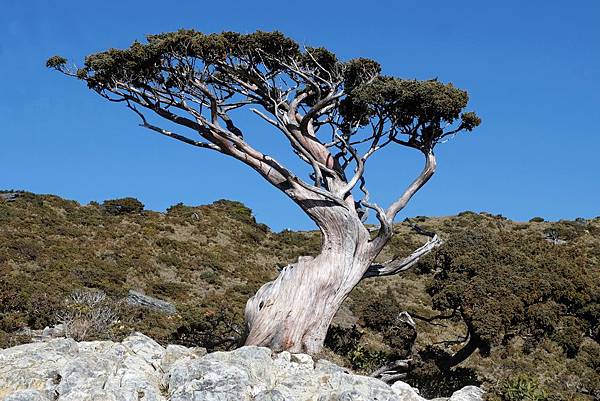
[244,202,375,354]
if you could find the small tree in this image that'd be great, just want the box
[48,30,480,353]
[102,197,145,215]
[423,226,599,369]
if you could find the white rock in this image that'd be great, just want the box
[160,344,206,373]
[0,334,484,401]
[391,381,428,401]
[449,385,485,401]
[2,390,51,401]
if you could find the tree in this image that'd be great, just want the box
[421,221,599,369]
[102,197,145,215]
[47,30,480,353]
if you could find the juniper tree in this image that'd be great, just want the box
[48,30,480,353]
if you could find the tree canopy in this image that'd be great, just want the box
[422,218,599,365]
[48,30,480,234]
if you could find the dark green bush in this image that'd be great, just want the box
[406,346,480,398]
[102,197,144,215]
[171,303,243,352]
[324,325,388,372]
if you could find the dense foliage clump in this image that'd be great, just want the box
[424,219,598,360]
[102,197,145,215]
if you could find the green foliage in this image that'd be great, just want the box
[407,353,480,399]
[102,197,144,215]
[340,76,477,137]
[48,29,479,153]
[542,220,589,241]
[529,217,545,223]
[0,192,287,348]
[353,287,416,357]
[491,375,550,401]
[149,281,189,301]
[342,58,381,90]
[324,325,388,372]
[46,55,67,68]
[53,30,306,90]
[172,301,243,352]
[423,224,598,358]
[1,192,598,399]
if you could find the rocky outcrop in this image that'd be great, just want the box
[127,290,177,315]
[0,192,19,202]
[0,333,483,401]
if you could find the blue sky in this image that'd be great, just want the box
[1,0,599,231]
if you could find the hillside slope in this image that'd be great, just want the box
[0,191,598,399]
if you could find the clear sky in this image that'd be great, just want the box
[1,0,599,231]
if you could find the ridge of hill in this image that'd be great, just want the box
[0,191,598,399]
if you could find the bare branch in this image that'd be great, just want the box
[139,123,221,151]
[363,223,442,279]
[370,359,412,383]
[384,151,437,222]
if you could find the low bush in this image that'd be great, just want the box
[56,289,121,341]
[102,197,144,215]
[488,375,549,401]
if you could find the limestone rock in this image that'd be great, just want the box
[3,390,51,401]
[127,290,177,314]
[449,386,485,401]
[391,381,427,401]
[0,333,484,401]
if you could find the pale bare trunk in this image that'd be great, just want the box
[244,203,376,354]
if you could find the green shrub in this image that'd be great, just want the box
[56,289,121,341]
[102,197,144,215]
[406,346,480,398]
[149,281,188,301]
[492,375,549,401]
[324,325,389,372]
[171,303,243,352]
[529,217,545,223]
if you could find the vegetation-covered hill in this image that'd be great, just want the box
[0,191,598,400]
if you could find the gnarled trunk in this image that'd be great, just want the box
[244,204,377,354]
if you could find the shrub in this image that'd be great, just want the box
[56,289,121,341]
[423,227,597,361]
[491,375,549,401]
[406,346,480,398]
[529,217,545,223]
[324,325,389,372]
[357,291,400,331]
[353,288,417,358]
[171,303,243,352]
[149,281,188,301]
[102,197,144,215]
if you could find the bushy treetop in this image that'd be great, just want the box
[425,223,599,357]
[47,29,479,154]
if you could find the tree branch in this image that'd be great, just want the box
[139,123,221,151]
[384,151,436,222]
[370,359,412,383]
[363,223,442,279]
[439,334,481,370]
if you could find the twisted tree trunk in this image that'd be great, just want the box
[244,203,377,354]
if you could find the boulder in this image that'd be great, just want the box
[126,290,177,314]
[449,386,485,401]
[0,193,19,202]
